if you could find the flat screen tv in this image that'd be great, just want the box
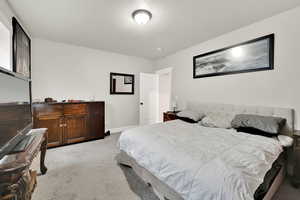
[0,71,32,159]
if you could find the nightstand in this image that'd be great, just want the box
[292,130,300,187]
[163,111,179,122]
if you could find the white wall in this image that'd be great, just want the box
[0,1,14,71]
[32,38,153,129]
[155,7,300,129]
[0,1,15,29]
[0,20,10,70]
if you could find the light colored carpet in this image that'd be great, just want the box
[31,133,300,200]
[31,134,140,200]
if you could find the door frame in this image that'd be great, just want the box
[156,67,173,122]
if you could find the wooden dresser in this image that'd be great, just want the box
[33,101,105,148]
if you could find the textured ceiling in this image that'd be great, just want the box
[8,0,300,59]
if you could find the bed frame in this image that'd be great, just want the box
[118,102,295,200]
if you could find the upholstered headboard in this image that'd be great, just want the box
[186,101,295,136]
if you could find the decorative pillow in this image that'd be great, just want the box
[278,135,293,147]
[236,127,275,138]
[231,114,286,136]
[176,116,198,123]
[177,110,205,122]
[200,112,235,129]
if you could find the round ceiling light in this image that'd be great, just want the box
[132,9,152,25]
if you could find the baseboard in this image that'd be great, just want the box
[106,125,138,134]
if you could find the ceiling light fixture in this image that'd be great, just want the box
[132,9,152,25]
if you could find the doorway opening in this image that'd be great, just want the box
[139,68,172,125]
[156,68,172,122]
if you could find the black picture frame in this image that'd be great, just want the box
[12,17,31,79]
[110,72,134,95]
[193,34,274,79]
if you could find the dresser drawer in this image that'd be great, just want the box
[63,104,87,115]
[33,104,63,117]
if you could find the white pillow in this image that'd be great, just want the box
[177,110,205,122]
[200,112,235,129]
[278,135,293,147]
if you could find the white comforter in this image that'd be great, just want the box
[118,120,283,200]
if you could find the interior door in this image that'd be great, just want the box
[140,73,159,125]
[34,115,63,148]
[64,115,88,144]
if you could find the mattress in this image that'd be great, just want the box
[118,120,284,200]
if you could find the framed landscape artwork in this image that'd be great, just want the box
[193,34,274,78]
[12,17,31,79]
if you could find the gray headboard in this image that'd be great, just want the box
[186,101,295,136]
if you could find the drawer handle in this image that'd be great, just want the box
[60,124,67,127]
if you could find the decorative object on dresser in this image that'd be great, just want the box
[12,17,31,78]
[33,101,105,148]
[110,72,134,95]
[292,130,300,187]
[67,100,84,103]
[44,97,57,103]
[193,34,274,79]
[0,128,48,200]
[163,111,179,122]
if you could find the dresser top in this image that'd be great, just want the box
[33,101,104,105]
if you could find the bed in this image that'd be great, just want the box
[117,102,294,200]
